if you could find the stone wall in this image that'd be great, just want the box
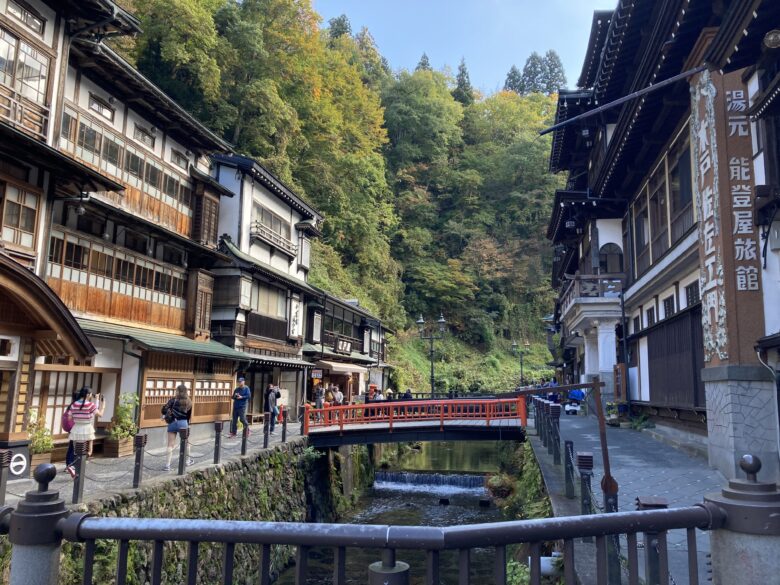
[1,439,373,584]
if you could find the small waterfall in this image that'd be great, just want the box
[375,470,486,491]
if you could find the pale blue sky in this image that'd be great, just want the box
[313,0,616,93]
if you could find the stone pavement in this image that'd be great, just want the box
[3,424,302,507]
[529,413,725,585]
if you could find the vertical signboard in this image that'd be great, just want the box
[691,68,764,365]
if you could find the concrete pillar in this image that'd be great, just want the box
[703,366,779,482]
[597,320,619,398]
[583,328,599,381]
[705,455,780,584]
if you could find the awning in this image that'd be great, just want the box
[302,343,377,364]
[77,319,252,362]
[316,360,368,375]
[248,355,314,369]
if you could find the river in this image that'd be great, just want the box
[278,441,504,584]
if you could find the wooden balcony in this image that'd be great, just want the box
[0,83,48,140]
[250,221,297,258]
[559,273,624,331]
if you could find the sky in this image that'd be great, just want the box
[313,0,616,94]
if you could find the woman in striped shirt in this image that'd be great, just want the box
[66,386,105,477]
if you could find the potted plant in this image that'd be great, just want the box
[104,394,139,458]
[28,407,53,475]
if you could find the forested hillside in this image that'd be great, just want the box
[121,0,565,382]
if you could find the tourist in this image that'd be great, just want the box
[333,386,344,405]
[325,385,334,405]
[65,388,102,479]
[314,384,325,421]
[385,389,394,401]
[229,377,251,438]
[265,384,281,434]
[403,388,413,400]
[161,384,192,472]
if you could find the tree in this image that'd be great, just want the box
[504,65,522,93]
[328,14,351,40]
[416,52,432,71]
[452,58,474,106]
[519,52,545,94]
[540,50,567,93]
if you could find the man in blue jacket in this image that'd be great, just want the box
[229,377,251,438]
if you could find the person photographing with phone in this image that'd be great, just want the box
[229,376,251,438]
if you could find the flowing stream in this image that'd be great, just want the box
[278,441,504,584]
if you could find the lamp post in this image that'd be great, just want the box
[417,314,447,398]
[512,339,531,387]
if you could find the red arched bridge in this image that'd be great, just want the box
[303,397,528,447]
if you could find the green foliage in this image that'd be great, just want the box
[27,407,53,454]
[416,52,432,71]
[452,58,475,106]
[504,64,523,93]
[108,394,140,441]
[541,50,567,93]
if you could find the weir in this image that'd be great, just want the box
[374,470,487,489]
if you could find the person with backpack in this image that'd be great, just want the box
[65,386,105,478]
[161,384,192,472]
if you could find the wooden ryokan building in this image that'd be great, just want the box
[547,0,780,481]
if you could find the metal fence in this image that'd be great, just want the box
[0,463,729,585]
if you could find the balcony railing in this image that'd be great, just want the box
[246,312,288,341]
[671,203,695,243]
[0,83,48,140]
[250,221,297,257]
[560,273,623,318]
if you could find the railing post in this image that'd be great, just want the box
[605,492,621,585]
[705,454,780,585]
[72,441,87,505]
[564,440,575,498]
[263,412,270,449]
[518,396,527,426]
[214,420,223,465]
[299,405,306,435]
[388,403,394,433]
[241,422,249,456]
[304,404,310,435]
[637,496,668,585]
[577,452,594,543]
[368,547,410,584]
[550,403,561,465]
[178,428,189,475]
[132,434,147,489]
[282,409,288,443]
[8,465,69,585]
[0,449,10,505]
[545,402,554,454]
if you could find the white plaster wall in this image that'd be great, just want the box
[120,351,141,396]
[0,0,56,46]
[249,243,271,265]
[64,66,77,103]
[596,219,623,250]
[638,337,650,401]
[125,109,163,158]
[75,75,125,134]
[763,225,780,336]
[92,338,123,368]
[270,254,289,272]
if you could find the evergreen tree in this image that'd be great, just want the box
[328,14,351,40]
[540,50,567,93]
[504,65,522,93]
[416,52,432,71]
[452,58,474,106]
[519,52,545,94]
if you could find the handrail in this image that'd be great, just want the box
[61,504,723,547]
[249,220,297,256]
[305,397,528,431]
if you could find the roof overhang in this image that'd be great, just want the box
[578,10,614,89]
[316,360,368,375]
[190,166,235,198]
[63,0,142,37]
[0,251,95,359]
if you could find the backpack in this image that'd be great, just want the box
[162,399,176,424]
[61,406,75,433]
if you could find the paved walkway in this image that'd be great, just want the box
[4,425,303,507]
[530,413,724,585]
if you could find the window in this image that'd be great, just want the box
[133,124,155,148]
[663,295,675,318]
[251,282,286,318]
[144,162,161,190]
[634,204,649,251]
[255,204,292,240]
[649,165,668,241]
[685,281,700,306]
[114,258,134,284]
[1,183,38,248]
[201,196,218,246]
[197,290,212,331]
[171,150,188,170]
[153,270,171,293]
[646,307,656,327]
[163,174,179,199]
[124,150,143,178]
[64,240,88,270]
[124,232,150,255]
[60,111,76,142]
[598,243,623,274]
[101,136,122,167]
[15,40,48,104]
[669,134,692,215]
[88,94,114,122]
[134,264,152,289]
[77,122,101,154]
[7,1,44,35]
[48,234,62,263]
[632,316,641,334]
[89,250,113,277]
[161,245,183,266]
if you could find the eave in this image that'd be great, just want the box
[578,10,614,89]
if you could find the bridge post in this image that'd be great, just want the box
[132,433,147,489]
[299,405,305,436]
[304,404,311,435]
[577,452,594,543]
[368,548,410,585]
[550,403,561,465]
[538,400,547,448]
[636,496,668,585]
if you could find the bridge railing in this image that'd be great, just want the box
[303,397,528,434]
[8,460,777,585]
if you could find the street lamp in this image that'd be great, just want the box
[417,313,447,398]
[512,339,531,387]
